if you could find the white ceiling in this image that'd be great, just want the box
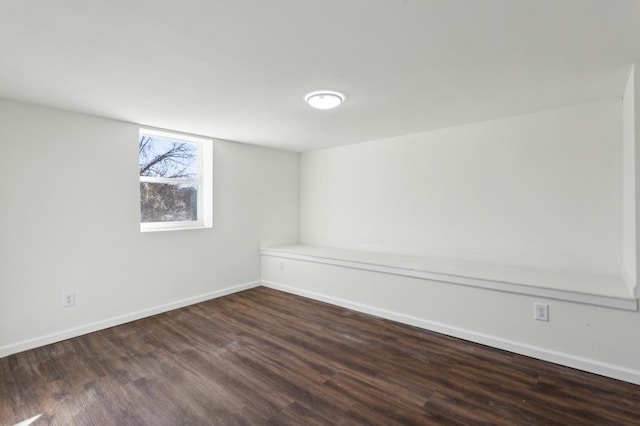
[1,0,640,152]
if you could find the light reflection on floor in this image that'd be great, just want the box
[13,414,42,426]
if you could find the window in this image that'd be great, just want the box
[139,128,212,231]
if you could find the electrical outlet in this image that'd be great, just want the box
[63,291,75,307]
[534,303,549,321]
[279,260,284,271]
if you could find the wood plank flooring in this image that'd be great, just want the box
[1,287,639,425]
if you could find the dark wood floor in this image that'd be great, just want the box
[2,287,639,425]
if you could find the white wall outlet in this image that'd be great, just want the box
[63,291,75,307]
[534,303,549,321]
[279,260,284,271]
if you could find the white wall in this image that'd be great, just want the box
[301,99,623,276]
[271,99,639,382]
[623,67,637,287]
[0,98,299,355]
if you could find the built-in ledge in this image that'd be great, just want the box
[261,245,638,311]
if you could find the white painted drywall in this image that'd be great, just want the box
[283,97,639,383]
[623,67,637,288]
[300,100,623,276]
[0,98,299,354]
[635,64,640,291]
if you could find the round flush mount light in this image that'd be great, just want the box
[304,90,345,110]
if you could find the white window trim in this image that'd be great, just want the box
[139,128,213,232]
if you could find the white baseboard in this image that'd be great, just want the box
[261,280,640,385]
[0,281,261,358]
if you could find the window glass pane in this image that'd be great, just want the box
[139,135,197,179]
[140,182,198,223]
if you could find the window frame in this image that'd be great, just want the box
[139,128,213,232]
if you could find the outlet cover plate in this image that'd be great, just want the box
[534,303,549,321]
[63,291,75,307]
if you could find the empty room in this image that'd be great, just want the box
[2,0,640,424]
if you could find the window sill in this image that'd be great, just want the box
[260,245,638,311]
[140,221,209,232]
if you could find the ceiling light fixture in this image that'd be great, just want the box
[304,90,345,110]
